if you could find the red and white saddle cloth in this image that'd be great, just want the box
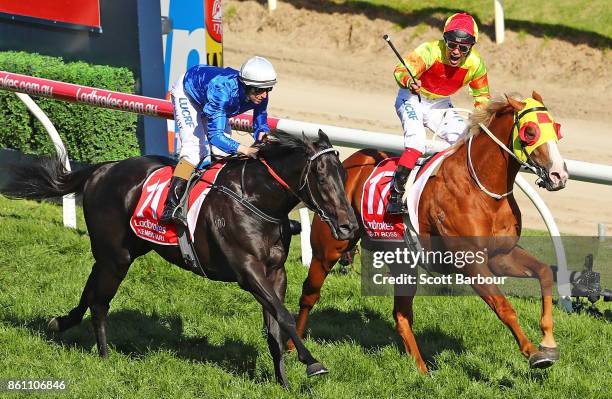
[129,163,225,245]
[361,150,451,242]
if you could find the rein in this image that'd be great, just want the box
[260,147,339,224]
[212,147,339,224]
[469,107,550,200]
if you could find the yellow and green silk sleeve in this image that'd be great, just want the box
[393,41,436,88]
[467,55,491,108]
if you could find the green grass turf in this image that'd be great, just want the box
[0,196,610,398]
[327,0,611,47]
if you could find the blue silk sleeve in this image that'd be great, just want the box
[203,83,240,154]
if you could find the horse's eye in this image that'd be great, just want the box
[525,127,537,140]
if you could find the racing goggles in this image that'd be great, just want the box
[444,40,472,54]
[250,87,273,95]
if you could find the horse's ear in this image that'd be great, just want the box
[302,131,315,150]
[317,129,331,146]
[505,94,526,112]
[532,90,544,104]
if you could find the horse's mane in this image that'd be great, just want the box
[257,130,310,159]
[459,93,522,143]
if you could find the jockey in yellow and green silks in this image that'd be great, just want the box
[387,12,491,215]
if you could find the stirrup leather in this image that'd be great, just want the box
[386,187,407,215]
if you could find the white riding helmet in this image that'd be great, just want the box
[239,56,277,88]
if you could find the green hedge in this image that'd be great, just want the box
[0,51,140,162]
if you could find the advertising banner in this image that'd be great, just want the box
[161,0,223,153]
[205,0,223,67]
[161,0,223,91]
[0,0,101,32]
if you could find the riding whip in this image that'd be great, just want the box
[383,34,421,102]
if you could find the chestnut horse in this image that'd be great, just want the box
[0,130,358,387]
[292,93,568,372]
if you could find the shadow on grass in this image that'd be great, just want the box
[2,310,259,378]
[463,355,550,386]
[304,307,464,369]
[262,0,611,49]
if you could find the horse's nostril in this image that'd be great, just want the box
[338,223,353,236]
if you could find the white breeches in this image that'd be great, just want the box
[170,74,232,166]
[395,88,468,153]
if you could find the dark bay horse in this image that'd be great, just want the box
[291,93,568,372]
[0,130,358,387]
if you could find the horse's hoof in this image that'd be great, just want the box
[306,362,329,377]
[529,345,559,369]
[47,317,60,332]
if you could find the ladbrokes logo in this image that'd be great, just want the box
[75,88,159,116]
[135,219,167,234]
[366,220,394,230]
[0,74,54,97]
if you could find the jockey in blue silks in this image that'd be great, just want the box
[160,56,277,225]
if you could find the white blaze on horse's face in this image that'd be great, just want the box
[511,97,569,191]
[543,140,568,188]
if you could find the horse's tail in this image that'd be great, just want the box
[0,155,110,200]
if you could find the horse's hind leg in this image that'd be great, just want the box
[48,268,97,332]
[263,267,289,387]
[291,216,353,350]
[489,247,558,368]
[88,259,130,358]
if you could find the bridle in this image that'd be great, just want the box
[260,147,339,223]
[468,106,554,199]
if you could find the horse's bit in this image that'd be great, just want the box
[295,147,340,224]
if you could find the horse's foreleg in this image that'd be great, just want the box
[393,295,428,373]
[467,266,539,359]
[239,260,328,378]
[263,268,289,387]
[489,247,558,366]
[292,217,351,350]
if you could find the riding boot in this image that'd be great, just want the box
[159,176,188,226]
[386,165,411,215]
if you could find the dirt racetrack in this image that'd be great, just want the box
[224,1,612,236]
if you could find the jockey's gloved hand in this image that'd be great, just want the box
[256,131,269,143]
[409,79,422,94]
[238,145,259,158]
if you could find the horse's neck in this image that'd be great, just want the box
[468,113,521,195]
[259,153,306,213]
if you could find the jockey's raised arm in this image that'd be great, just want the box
[387,12,491,215]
